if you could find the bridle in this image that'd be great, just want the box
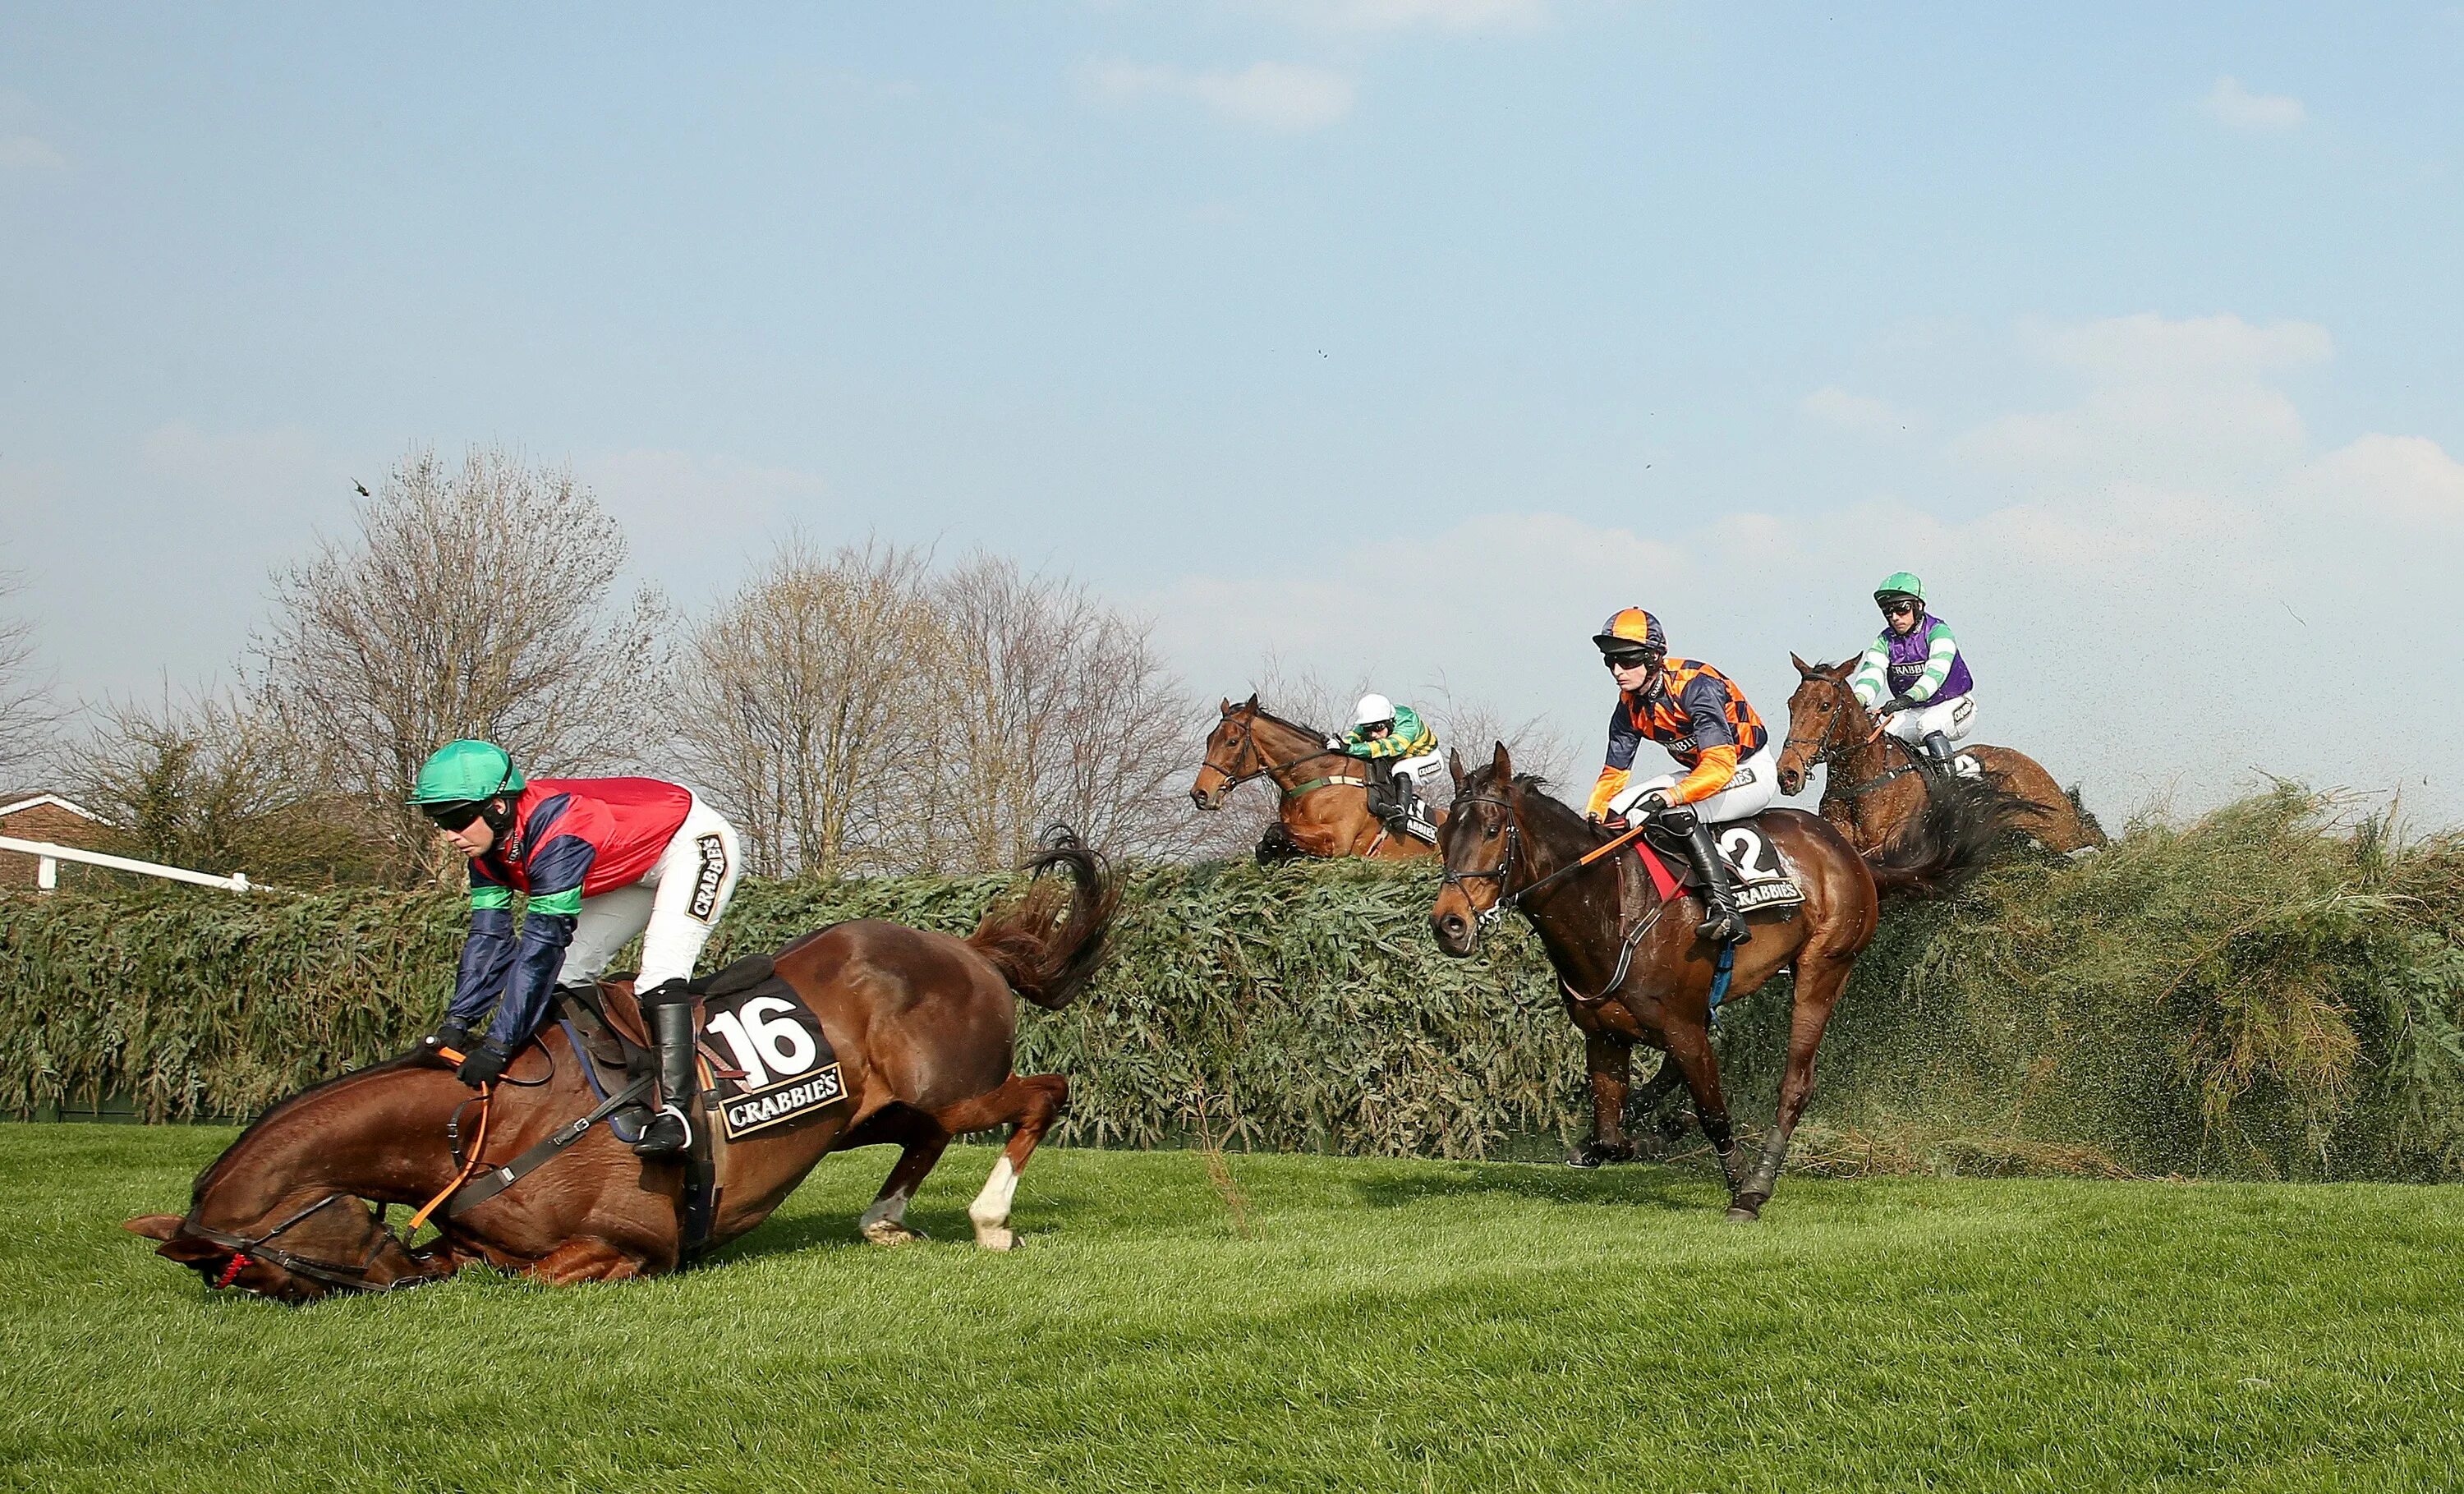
[1440,784,1666,1005]
[1201,709,1354,799]
[1781,673,1905,802]
[179,1191,421,1295]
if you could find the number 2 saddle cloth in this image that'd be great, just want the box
[555,953,849,1146]
[1634,816,1806,915]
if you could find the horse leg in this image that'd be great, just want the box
[1659,1018,1740,1197]
[1727,956,1850,1223]
[931,1073,1070,1251]
[858,1110,951,1246]
[527,1238,654,1285]
[1569,1031,1637,1168]
[1620,1050,1691,1153]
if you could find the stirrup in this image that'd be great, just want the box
[632,1104,692,1156]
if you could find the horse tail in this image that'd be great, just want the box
[967,826,1124,1011]
[1861,771,2039,898]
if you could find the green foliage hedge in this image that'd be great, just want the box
[4,786,2461,1178]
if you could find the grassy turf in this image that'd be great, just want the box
[2,1124,2457,1492]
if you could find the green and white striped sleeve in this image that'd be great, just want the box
[1905,620,1960,702]
[1847,637,1892,707]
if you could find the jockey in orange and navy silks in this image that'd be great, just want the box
[1587,609,1779,944]
[410,740,744,1156]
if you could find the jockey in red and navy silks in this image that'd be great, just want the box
[448,776,693,1055]
[410,740,742,1157]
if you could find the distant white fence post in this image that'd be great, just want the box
[0,836,262,894]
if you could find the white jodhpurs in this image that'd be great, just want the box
[1882,693,1976,750]
[560,795,745,991]
[1611,743,1783,826]
[1391,752,1443,787]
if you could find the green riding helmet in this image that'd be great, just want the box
[409,740,525,806]
[1873,571,1926,607]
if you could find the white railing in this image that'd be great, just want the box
[0,836,258,894]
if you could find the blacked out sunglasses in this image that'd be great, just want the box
[422,800,487,832]
[1881,600,1919,616]
[1602,651,1657,670]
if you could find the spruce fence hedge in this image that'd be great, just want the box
[4,786,2460,1179]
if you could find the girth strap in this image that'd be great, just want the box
[1280,774,1368,800]
[444,1073,654,1218]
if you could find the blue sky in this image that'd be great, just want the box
[4,2,2460,821]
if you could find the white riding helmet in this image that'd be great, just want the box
[1353,693,1395,729]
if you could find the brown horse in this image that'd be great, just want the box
[1429,743,2016,1220]
[1775,655,2103,856]
[1191,694,1441,861]
[125,839,1120,1300]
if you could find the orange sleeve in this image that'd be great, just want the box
[1667,744,1739,806]
[1587,764,1629,819]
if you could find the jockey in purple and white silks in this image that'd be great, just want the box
[1848,572,1976,770]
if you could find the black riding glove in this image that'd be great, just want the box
[1879,695,1918,716]
[456,1040,513,1089]
[421,1019,471,1059]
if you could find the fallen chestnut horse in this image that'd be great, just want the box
[126,838,1119,1301]
[1430,743,2021,1220]
[1776,655,2101,856]
[1192,694,1441,862]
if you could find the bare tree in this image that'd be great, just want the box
[63,690,386,885]
[671,537,937,878]
[902,556,1195,873]
[0,571,56,785]
[255,445,665,883]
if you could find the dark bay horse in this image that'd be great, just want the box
[126,839,1120,1301]
[1192,694,1441,861]
[1776,655,2103,855]
[1429,743,2016,1221]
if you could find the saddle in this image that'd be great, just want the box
[1633,815,1804,914]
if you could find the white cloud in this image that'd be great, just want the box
[1947,313,2329,481]
[1801,385,1919,439]
[1248,0,1549,32]
[1079,59,1357,132]
[2296,434,2464,526]
[0,134,67,172]
[2201,76,2307,132]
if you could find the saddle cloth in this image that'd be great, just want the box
[554,955,848,1144]
[1636,816,1805,914]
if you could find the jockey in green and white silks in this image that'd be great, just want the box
[1331,695,1441,834]
[1849,572,1976,768]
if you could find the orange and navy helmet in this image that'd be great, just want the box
[1592,608,1666,660]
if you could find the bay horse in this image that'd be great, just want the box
[1192,694,1441,862]
[1429,742,2017,1221]
[1776,655,2102,855]
[124,838,1120,1301]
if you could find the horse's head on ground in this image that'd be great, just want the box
[124,1065,455,1303]
[1192,695,1264,811]
[125,1190,438,1303]
[1432,742,1521,956]
[1777,655,1863,798]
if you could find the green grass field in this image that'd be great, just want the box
[3,1124,2458,1492]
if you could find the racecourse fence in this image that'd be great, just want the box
[2,784,2460,1179]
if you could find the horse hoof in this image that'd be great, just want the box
[860,1220,927,1246]
[973,1225,1016,1252]
[1724,1194,1768,1224]
[1565,1142,1634,1170]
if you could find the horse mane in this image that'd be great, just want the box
[188,1054,431,1206]
[1239,699,1329,741]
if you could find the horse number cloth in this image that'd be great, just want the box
[1639,821,1805,913]
[701,974,846,1141]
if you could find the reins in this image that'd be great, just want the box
[1444,788,1666,1007]
[1783,676,1904,802]
[1202,708,1358,800]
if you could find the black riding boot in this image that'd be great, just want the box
[1923,730,1956,769]
[1671,812,1751,945]
[635,981,696,1158]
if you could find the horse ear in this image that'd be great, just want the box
[1492,741,1513,779]
[1242,692,1258,710]
[1447,748,1465,789]
[1791,652,1818,678]
[123,1214,182,1241]
[1219,697,1233,715]
[1827,658,1856,680]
